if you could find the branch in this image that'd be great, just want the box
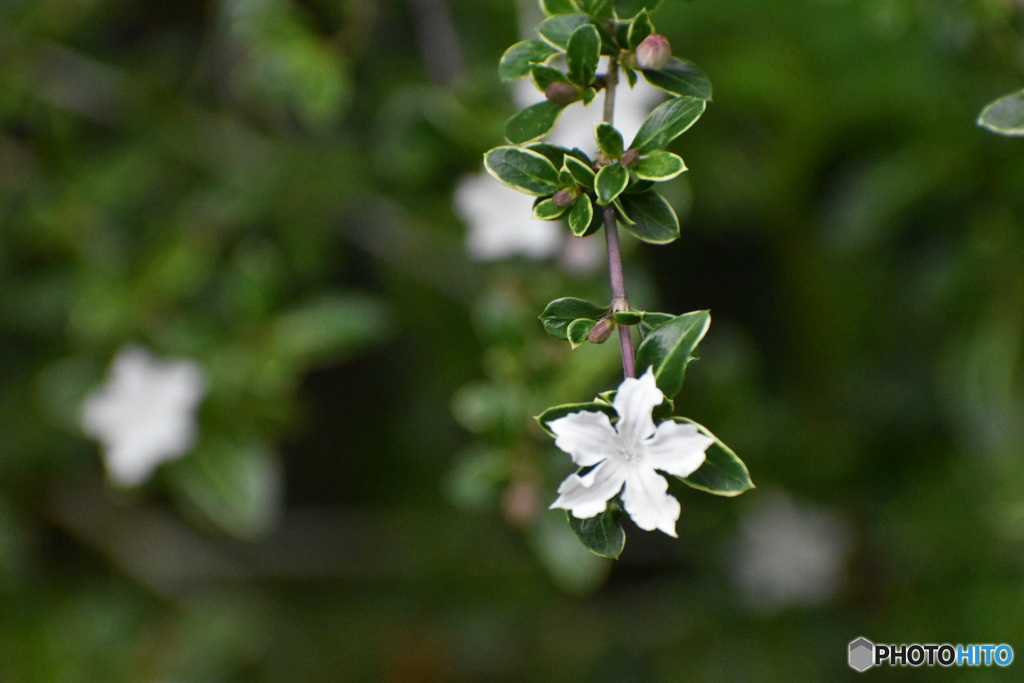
[601,56,635,378]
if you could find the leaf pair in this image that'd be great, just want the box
[539,301,711,401]
[539,297,608,348]
[483,145,598,236]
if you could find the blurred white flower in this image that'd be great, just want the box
[455,171,563,261]
[730,493,852,612]
[513,63,664,152]
[81,346,207,486]
[549,368,712,537]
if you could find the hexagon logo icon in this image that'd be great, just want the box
[849,637,875,672]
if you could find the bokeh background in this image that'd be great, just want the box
[3,0,1024,680]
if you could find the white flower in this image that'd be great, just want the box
[455,171,563,261]
[730,493,852,612]
[548,368,713,537]
[81,346,207,486]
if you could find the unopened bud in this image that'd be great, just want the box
[587,316,615,344]
[552,188,576,208]
[545,81,580,106]
[620,148,640,168]
[635,34,672,70]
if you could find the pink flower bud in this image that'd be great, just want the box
[587,316,616,344]
[545,81,581,106]
[635,34,672,70]
[552,188,577,208]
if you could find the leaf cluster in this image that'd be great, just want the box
[485,1,713,246]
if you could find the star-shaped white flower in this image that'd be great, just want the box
[81,346,207,487]
[548,368,713,537]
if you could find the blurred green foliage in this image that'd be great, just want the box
[1,0,1024,681]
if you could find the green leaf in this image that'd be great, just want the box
[614,20,630,48]
[615,0,662,18]
[564,155,595,188]
[634,310,710,398]
[612,310,643,325]
[622,65,639,88]
[484,145,561,195]
[568,194,594,235]
[270,294,389,363]
[531,63,569,91]
[627,9,653,49]
[538,13,592,50]
[533,197,569,220]
[566,24,600,86]
[618,189,679,243]
[499,40,557,81]
[558,167,575,187]
[580,200,606,236]
[674,418,755,496]
[595,164,629,206]
[505,101,564,144]
[539,297,608,339]
[582,0,615,21]
[632,151,687,181]
[536,400,616,435]
[611,196,634,225]
[630,96,706,153]
[541,0,580,15]
[582,87,598,105]
[637,312,675,337]
[526,142,571,168]
[640,312,675,327]
[565,147,594,165]
[624,178,654,194]
[642,58,713,100]
[167,438,280,539]
[566,508,625,558]
[978,89,1024,136]
[594,122,624,159]
[567,318,597,348]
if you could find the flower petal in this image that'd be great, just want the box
[550,459,626,519]
[621,466,680,537]
[643,420,712,478]
[612,367,663,446]
[549,410,619,467]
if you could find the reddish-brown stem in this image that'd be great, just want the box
[603,205,635,378]
[600,56,635,378]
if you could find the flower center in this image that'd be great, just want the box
[619,441,644,463]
